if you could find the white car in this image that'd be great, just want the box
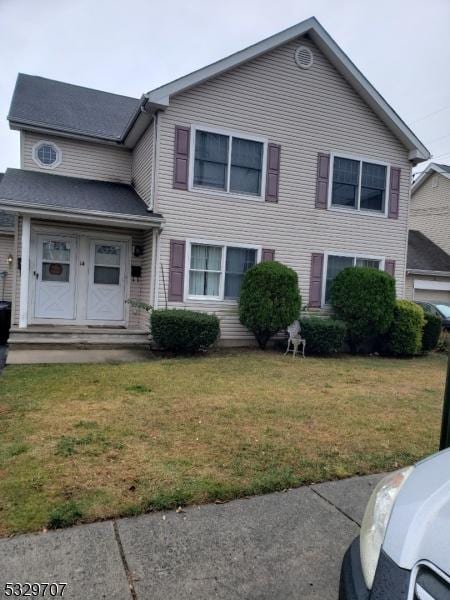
[339,448,450,599]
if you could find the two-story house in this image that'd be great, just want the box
[0,17,430,363]
[405,164,450,304]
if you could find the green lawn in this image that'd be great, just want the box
[0,350,447,535]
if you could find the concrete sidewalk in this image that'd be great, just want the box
[0,473,384,600]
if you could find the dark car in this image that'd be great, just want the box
[415,301,450,330]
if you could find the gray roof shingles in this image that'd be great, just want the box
[8,74,140,141]
[0,173,14,229]
[408,230,450,272]
[0,169,160,220]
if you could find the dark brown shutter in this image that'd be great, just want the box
[309,253,324,307]
[173,126,190,190]
[384,259,396,278]
[168,240,185,301]
[265,144,281,202]
[388,167,401,219]
[261,248,275,261]
[315,153,330,209]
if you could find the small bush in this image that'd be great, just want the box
[330,267,396,353]
[239,261,301,349]
[150,309,220,353]
[48,500,83,529]
[299,318,346,355]
[422,311,442,353]
[383,300,425,356]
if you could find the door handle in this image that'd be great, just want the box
[80,261,85,266]
[33,271,39,279]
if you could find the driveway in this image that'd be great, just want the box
[0,474,383,600]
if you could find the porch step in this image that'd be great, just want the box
[7,327,150,350]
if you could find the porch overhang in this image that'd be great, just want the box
[0,168,164,230]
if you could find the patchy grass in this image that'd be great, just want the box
[0,350,446,535]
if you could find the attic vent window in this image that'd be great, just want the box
[32,141,62,169]
[294,46,313,69]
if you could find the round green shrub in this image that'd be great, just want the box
[150,309,220,353]
[299,318,346,355]
[239,261,301,349]
[421,311,442,353]
[330,267,396,353]
[383,300,425,356]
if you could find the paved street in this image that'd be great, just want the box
[0,474,384,600]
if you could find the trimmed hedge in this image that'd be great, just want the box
[150,309,220,353]
[299,318,346,355]
[383,300,425,356]
[239,261,301,349]
[330,267,396,353]
[422,311,442,353]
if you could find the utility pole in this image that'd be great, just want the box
[439,346,450,451]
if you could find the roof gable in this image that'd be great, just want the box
[145,17,429,163]
[412,162,450,194]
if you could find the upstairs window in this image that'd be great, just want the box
[192,127,265,197]
[331,156,387,214]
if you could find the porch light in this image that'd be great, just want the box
[7,254,13,266]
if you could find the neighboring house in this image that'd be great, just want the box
[0,17,430,361]
[405,163,450,303]
[405,231,450,304]
[0,174,16,303]
[410,163,450,254]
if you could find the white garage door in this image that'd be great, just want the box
[415,289,450,304]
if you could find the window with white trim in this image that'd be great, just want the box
[187,242,258,300]
[324,254,382,303]
[331,156,387,213]
[32,141,62,169]
[192,127,265,197]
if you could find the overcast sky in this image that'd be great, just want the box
[1,0,449,176]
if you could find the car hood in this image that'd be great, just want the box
[383,448,450,574]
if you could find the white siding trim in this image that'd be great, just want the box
[19,215,31,328]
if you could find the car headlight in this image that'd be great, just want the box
[360,466,414,589]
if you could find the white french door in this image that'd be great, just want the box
[32,231,130,325]
[34,235,77,320]
[86,240,126,321]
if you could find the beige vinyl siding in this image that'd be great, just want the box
[22,132,132,183]
[410,173,450,254]
[154,36,411,341]
[405,274,414,300]
[128,229,153,329]
[132,123,154,206]
[0,232,15,302]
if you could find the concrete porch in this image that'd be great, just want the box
[6,325,151,364]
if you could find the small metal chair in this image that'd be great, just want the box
[284,320,306,358]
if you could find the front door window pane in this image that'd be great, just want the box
[332,157,359,208]
[189,244,222,297]
[325,255,354,302]
[230,138,263,195]
[194,131,229,190]
[43,240,70,262]
[94,244,120,285]
[225,247,257,298]
[42,262,70,282]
